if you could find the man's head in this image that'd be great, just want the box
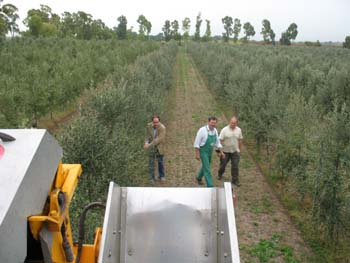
[207,116,218,130]
[229,116,238,129]
[152,115,161,128]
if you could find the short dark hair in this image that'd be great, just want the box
[152,115,160,121]
[208,116,217,122]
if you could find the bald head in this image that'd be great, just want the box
[229,116,238,129]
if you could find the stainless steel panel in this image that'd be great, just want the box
[0,129,62,263]
[224,183,240,263]
[217,183,240,263]
[100,184,240,263]
[98,182,122,263]
[119,188,128,262]
[217,187,231,262]
[124,187,216,263]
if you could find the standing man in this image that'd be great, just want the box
[144,115,166,183]
[217,116,243,186]
[194,116,224,187]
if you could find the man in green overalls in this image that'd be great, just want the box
[194,116,224,187]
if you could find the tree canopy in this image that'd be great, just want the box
[222,16,233,42]
[202,19,211,42]
[0,0,19,36]
[242,22,255,41]
[343,36,350,48]
[194,12,202,41]
[115,15,127,40]
[182,17,190,40]
[162,20,171,41]
[261,19,275,44]
[233,18,241,42]
[23,5,59,37]
[280,23,298,45]
[171,20,181,41]
[137,14,152,40]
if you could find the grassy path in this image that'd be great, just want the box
[159,49,313,262]
[161,50,224,186]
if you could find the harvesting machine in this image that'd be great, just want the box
[0,129,240,263]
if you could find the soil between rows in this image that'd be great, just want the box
[158,50,312,262]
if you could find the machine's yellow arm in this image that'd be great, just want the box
[28,162,102,263]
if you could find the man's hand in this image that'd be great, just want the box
[220,152,225,159]
[144,143,150,150]
[195,151,200,161]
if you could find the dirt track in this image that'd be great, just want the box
[158,50,313,262]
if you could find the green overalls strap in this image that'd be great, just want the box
[197,128,217,187]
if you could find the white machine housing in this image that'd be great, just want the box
[0,129,62,262]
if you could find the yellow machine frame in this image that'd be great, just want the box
[28,162,101,263]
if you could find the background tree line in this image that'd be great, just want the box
[162,13,298,45]
[1,1,349,46]
[188,42,350,261]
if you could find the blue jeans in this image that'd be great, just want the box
[149,154,165,180]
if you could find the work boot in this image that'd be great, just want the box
[196,177,203,185]
[232,181,241,187]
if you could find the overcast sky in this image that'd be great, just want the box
[8,0,350,42]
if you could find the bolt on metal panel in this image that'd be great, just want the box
[98,183,122,263]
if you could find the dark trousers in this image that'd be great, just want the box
[218,152,240,183]
[149,154,165,180]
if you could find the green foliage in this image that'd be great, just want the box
[246,233,300,263]
[280,23,298,45]
[280,32,291,45]
[22,5,114,39]
[182,17,190,40]
[194,12,202,41]
[222,16,233,42]
[115,15,127,40]
[61,115,132,242]
[287,23,298,40]
[274,94,319,198]
[261,19,275,45]
[0,1,19,36]
[305,40,321,47]
[162,20,171,41]
[312,104,350,242]
[187,42,350,254]
[0,15,6,36]
[171,20,181,41]
[343,36,350,49]
[137,14,152,40]
[60,43,178,240]
[233,18,241,42]
[0,38,160,127]
[202,19,211,42]
[23,5,59,37]
[242,22,255,42]
[59,11,113,40]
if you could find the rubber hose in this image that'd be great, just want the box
[75,202,106,263]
